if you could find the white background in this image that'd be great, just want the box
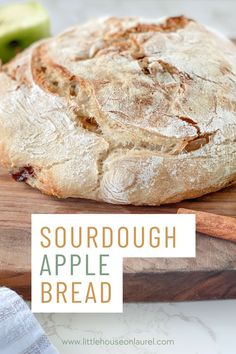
[0,0,234,352]
[1,0,236,38]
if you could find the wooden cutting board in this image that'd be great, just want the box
[0,168,236,302]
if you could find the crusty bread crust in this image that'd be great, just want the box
[0,16,236,205]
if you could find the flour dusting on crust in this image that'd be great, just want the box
[0,16,235,205]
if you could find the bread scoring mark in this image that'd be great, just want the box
[80,16,191,61]
[106,16,191,38]
[177,116,213,152]
[178,116,200,134]
[77,115,100,133]
[31,43,81,97]
[155,60,193,95]
[136,56,151,75]
[11,166,35,182]
[70,16,191,62]
[5,16,220,164]
[157,60,192,81]
[31,19,212,157]
[184,135,211,152]
[31,44,207,156]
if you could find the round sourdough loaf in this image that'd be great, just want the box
[0,16,236,205]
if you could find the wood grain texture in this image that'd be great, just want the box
[0,168,236,301]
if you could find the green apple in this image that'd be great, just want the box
[0,1,50,63]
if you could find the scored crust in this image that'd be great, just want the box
[0,16,236,205]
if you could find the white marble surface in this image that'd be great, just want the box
[36,301,236,354]
[1,0,235,353]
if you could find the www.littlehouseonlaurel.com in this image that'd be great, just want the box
[61,337,175,346]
